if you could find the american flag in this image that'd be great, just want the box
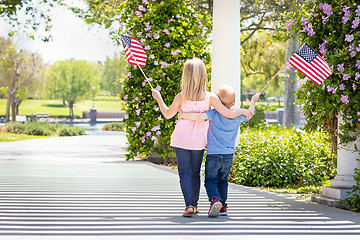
[289,43,331,85]
[121,35,147,67]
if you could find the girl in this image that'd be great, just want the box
[151,58,250,217]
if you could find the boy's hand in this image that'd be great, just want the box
[178,109,184,119]
[151,89,162,101]
[252,93,261,102]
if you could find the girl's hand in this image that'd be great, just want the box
[151,89,162,101]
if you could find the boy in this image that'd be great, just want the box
[178,85,260,217]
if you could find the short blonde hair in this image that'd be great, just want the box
[181,58,208,103]
[216,85,235,108]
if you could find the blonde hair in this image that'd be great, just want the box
[181,58,208,103]
[216,85,235,109]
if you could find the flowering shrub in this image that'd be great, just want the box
[116,0,211,160]
[285,0,360,148]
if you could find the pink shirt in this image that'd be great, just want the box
[170,92,210,150]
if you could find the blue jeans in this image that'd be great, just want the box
[173,147,204,207]
[204,154,233,206]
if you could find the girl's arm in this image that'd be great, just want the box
[209,93,251,119]
[152,89,182,119]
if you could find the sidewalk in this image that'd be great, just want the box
[0,131,359,239]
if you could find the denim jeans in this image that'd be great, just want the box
[173,147,204,207]
[204,154,233,206]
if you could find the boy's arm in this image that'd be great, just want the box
[178,110,207,121]
[248,93,261,118]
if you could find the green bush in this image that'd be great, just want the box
[5,122,85,137]
[58,125,85,136]
[241,107,265,128]
[231,124,336,187]
[102,122,124,131]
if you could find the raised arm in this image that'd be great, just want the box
[248,93,261,118]
[152,89,182,119]
[209,93,250,119]
[178,110,207,121]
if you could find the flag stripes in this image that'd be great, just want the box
[121,35,147,67]
[289,43,331,85]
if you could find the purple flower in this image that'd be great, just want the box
[124,114,129,119]
[341,95,349,104]
[356,44,360,52]
[154,61,158,65]
[319,41,327,55]
[343,5,351,17]
[349,44,354,51]
[345,34,354,42]
[343,74,351,81]
[144,46,151,50]
[168,18,174,23]
[319,3,333,16]
[141,38,146,44]
[351,51,356,57]
[142,0,148,4]
[135,122,141,128]
[146,33,152,38]
[132,127,136,133]
[356,72,360,80]
[146,131,151,137]
[353,17,360,29]
[136,109,141,116]
[165,43,170,48]
[286,19,295,29]
[337,63,345,73]
[134,97,138,101]
[357,60,360,69]
[339,84,345,90]
[171,49,180,55]
[307,23,315,36]
[155,85,161,91]
[135,11,143,18]
[163,28,170,35]
[156,131,161,135]
[357,6,360,16]
[138,5,146,12]
[342,16,349,24]
[149,54,155,59]
[124,95,128,100]
[153,34,160,39]
[353,83,357,90]
[300,18,308,25]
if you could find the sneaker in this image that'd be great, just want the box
[219,206,227,216]
[208,198,222,218]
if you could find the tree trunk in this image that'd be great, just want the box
[69,100,74,119]
[11,95,16,122]
[283,36,299,127]
[5,90,11,122]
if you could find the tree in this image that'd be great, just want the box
[241,31,286,98]
[45,59,101,118]
[0,38,42,122]
[0,0,64,41]
[101,53,127,96]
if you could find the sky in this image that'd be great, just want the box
[0,1,119,64]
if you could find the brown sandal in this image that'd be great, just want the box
[182,205,194,217]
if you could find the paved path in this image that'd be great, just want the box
[0,130,360,240]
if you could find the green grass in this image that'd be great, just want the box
[0,132,48,142]
[0,97,122,116]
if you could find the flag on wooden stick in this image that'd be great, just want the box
[288,43,331,85]
[120,35,147,67]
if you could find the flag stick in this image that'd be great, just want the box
[259,64,287,93]
[119,35,154,89]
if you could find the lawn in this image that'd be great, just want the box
[0,132,48,142]
[0,97,123,116]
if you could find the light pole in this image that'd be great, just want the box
[92,85,95,109]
